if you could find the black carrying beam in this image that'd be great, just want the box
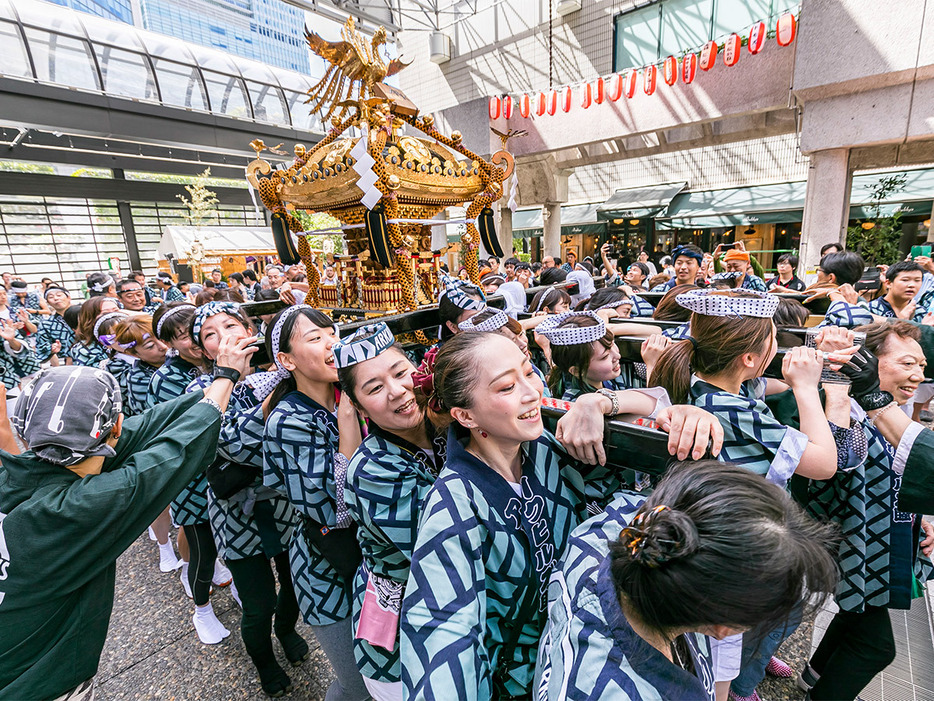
[540,402,676,476]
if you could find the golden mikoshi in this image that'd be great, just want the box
[246,17,514,315]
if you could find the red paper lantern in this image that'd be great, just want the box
[488,96,501,120]
[547,90,558,116]
[776,13,797,46]
[608,74,624,101]
[594,77,605,104]
[561,85,573,112]
[536,91,547,116]
[663,56,678,86]
[643,65,657,95]
[723,33,741,67]
[624,70,638,98]
[700,40,718,71]
[519,93,531,118]
[682,53,697,84]
[502,95,513,120]
[580,81,593,109]
[748,21,766,54]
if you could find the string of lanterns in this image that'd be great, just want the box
[488,13,797,120]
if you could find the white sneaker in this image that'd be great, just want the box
[179,562,193,598]
[212,559,232,587]
[147,526,158,542]
[229,581,242,608]
[159,542,181,573]
[192,603,230,644]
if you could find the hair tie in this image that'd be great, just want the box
[412,346,443,412]
[684,335,699,351]
[619,505,673,567]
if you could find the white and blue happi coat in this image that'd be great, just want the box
[537,492,715,701]
[689,377,808,487]
[401,426,622,701]
[345,421,446,683]
[263,390,351,626]
[148,355,207,525]
[805,402,934,612]
[187,376,295,562]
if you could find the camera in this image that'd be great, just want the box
[854,266,881,292]
[247,336,271,367]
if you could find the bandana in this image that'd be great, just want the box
[12,366,122,466]
[711,271,743,281]
[481,273,506,287]
[535,311,607,346]
[43,285,70,299]
[567,270,596,305]
[93,311,128,345]
[671,246,703,264]
[723,248,751,263]
[676,289,779,319]
[496,281,527,318]
[243,304,307,400]
[458,309,509,333]
[333,322,395,368]
[155,303,196,337]
[439,274,486,311]
[89,275,115,293]
[591,298,632,313]
[531,287,562,313]
[191,301,242,346]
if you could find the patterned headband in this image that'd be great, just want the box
[458,308,509,333]
[191,301,242,345]
[246,303,312,400]
[440,274,486,311]
[333,322,395,369]
[590,297,632,313]
[676,289,779,319]
[711,271,743,281]
[155,304,195,337]
[93,311,128,345]
[89,275,116,293]
[531,287,561,313]
[534,311,607,346]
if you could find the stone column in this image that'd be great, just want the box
[498,204,513,258]
[543,203,561,258]
[927,202,934,243]
[800,148,853,275]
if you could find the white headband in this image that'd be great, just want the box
[534,311,607,346]
[155,304,195,337]
[90,276,115,293]
[458,308,510,333]
[676,289,779,319]
[93,311,127,343]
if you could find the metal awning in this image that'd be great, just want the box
[657,181,807,230]
[597,182,688,221]
[512,203,605,238]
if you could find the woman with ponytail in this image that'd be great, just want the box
[262,305,369,701]
[536,460,839,700]
[400,332,722,701]
[649,289,859,701]
[188,301,306,696]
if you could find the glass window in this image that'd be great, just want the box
[94,45,157,100]
[202,70,251,118]
[0,20,32,79]
[713,0,771,37]
[284,90,318,132]
[247,81,288,124]
[152,58,208,110]
[660,0,713,56]
[24,29,101,91]
[614,5,661,71]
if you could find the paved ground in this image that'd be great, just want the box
[96,532,818,701]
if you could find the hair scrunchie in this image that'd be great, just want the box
[412,346,443,412]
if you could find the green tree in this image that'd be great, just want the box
[177,168,220,225]
[294,210,345,257]
[846,174,908,265]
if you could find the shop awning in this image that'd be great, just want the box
[656,181,807,230]
[597,182,688,221]
[512,203,606,238]
[655,168,934,230]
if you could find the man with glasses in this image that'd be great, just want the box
[116,279,160,314]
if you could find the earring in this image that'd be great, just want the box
[479,429,488,438]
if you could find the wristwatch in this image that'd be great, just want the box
[213,365,241,383]
[596,388,620,417]
[856,390,893,412]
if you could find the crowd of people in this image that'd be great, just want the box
[1,238,934,701]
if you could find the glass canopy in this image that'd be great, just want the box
[0,0,324,132]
